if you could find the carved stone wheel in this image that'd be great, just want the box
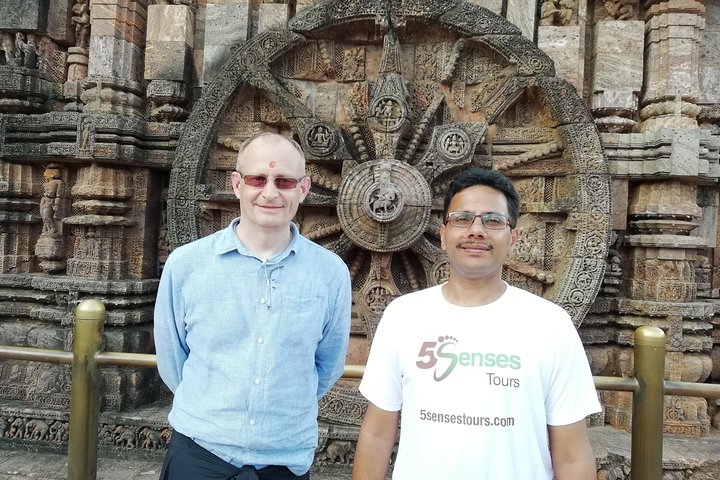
[168,0,611,426]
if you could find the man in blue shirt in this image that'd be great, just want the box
[154,132,352,480]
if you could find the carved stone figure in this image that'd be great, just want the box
[24,419,49,440]
[139,427,164,450]
[39,166,65,237]
[98,424,115,445]
[71,0,90,49]
[604,0,635,20]
[8,418,24,438]
[79,119,91,151]
[369,185,398,216]
[539,0,575,26]
[113,426,137,448]
[1,32,14,65]
[22,40,37,69]
[13,33,37,69]
[49,420,69,442]
[320,440,354,464]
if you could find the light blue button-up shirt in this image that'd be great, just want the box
[154,219,351,475]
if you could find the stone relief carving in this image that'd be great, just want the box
[39,166,65,238]
[0,32,14,65]
[35,164,68,274]
[602,0,637,21]
[167,0,611,434]
[0,33,39,69]
[71,0,91,49]
[540,0,576,26]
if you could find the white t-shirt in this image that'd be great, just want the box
[359,284,601,480]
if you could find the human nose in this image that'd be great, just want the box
[260,178,280,198]
[466,215,487,235]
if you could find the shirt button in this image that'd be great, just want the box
[254,378,261,385]
[257,338,263,344]
[249,419,256,426]
[260,298,266,304]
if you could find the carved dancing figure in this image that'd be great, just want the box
[1,32,15,65]
[79,119,91,150]
[71,0,91,49]
[39,166,65,237]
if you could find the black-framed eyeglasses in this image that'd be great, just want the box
[237,173,305,190]
[445,211,513,230]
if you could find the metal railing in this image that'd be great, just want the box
[1,299,720,480]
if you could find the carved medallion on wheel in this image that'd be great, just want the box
[338,160,431,252]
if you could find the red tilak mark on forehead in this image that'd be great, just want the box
[269,161,277,168]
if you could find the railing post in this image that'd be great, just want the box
[68,299,105,480]
[631,325,666,480]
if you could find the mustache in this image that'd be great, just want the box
[458,241,492,249]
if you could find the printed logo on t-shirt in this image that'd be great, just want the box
[415,335,521,383]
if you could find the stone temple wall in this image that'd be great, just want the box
[0,0,718,476]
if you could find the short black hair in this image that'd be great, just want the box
[443,168,520,228]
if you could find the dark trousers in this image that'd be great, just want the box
[160,430,310,480]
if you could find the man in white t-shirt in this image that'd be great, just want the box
[352,168,600,480]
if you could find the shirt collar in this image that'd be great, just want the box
[214,217,300,261]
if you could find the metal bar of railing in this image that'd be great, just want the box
[631,326,666,480]
[95,352,157,368]
[593,376,638,393]
[67,299,105,480]
[665,381,720,398]
[0,345,73,364]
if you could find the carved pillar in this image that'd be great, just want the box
[590,12,644,133]
[697,2,720,393]
[64,0,91,111]
[65,163,134,280]
[605,0,714,437]
[638,0,704,132]
[0,161,40,273]
[81,0,147,117]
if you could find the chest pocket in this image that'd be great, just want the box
[278,295,325,348]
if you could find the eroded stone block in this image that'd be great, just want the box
[258,2,288,33]
[592,20,644,93]
[538,25,583,93]
[202,2,249,84]
[0,0,47,31]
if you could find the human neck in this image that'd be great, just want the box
[441,277,507,307]
[235,222,292,261]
